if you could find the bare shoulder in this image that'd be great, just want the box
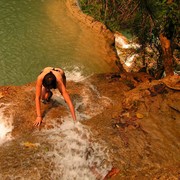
[38,67,52,79]
[56,67,65,74]
[42,67,53,72]
[44,66,53,70]
[54,72,63,82]
[37,72,45,82]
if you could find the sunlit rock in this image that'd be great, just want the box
[114,32,141,72]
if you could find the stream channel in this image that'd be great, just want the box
[0,0,115,179]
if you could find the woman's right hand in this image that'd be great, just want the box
[33,116,42,126]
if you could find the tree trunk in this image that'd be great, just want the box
[159,33,174,76]
[104,0,108,23]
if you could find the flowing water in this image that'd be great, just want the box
[0,0,114,86]
[0,103,13,145]
[0,75,113,179]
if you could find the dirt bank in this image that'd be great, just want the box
[66,0,114,44]
[65,0,120,69]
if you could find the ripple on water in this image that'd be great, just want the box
[0,0,114,86]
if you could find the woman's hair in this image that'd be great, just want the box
[42,71,56,89]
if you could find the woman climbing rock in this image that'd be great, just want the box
[34,67,76,126]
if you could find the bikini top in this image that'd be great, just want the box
[52,67,61,73]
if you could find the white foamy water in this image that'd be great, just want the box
[74,82,112,120]
[39,118,111,180]
[65,66,90,82]
[125,54,139,67]
[41,87,113,179]
[115,33,140,49]
[115,33,141,68]
[0,103,13,145]
[34,76,113,179]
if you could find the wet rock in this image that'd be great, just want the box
[0,92,3,99]
[0,73,179,179]
[103,167,120,179]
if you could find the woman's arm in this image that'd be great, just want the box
[57,80,76,121]
[34,76,43,126]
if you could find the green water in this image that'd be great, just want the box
[0,0,114,85]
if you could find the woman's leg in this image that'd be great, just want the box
[41,87,53,102]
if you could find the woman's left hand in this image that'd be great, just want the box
[33,116,42,126]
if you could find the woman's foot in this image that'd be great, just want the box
[42,91,53,104]
[46,91,53,102]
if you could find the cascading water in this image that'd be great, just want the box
[0,70,113,179]
[0,104,13,145]
[34,119,112,180]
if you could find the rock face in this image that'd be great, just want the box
[83,74,180,179]
[0,74,179,179]
[114,32,142,72]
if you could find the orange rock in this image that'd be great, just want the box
[103,167,120,179]
[22,142,40,148]
[0,92,3,99]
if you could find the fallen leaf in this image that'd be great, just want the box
[122,112,130,118]
[22,142,40,148]
[136,113,144,119]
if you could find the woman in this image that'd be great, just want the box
[34,67,76,126]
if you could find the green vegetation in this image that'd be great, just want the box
[79,0,180,78]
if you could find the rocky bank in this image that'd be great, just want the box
[67,1,180,179]
[0,72,179,179]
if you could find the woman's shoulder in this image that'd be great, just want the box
[39,67,52,75]
[38,67,51,80]
[37,72,45,81]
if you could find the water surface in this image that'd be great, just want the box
[0,0,114,85]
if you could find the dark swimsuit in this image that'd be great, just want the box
[40,67,61,74]
[52,67,61,73]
